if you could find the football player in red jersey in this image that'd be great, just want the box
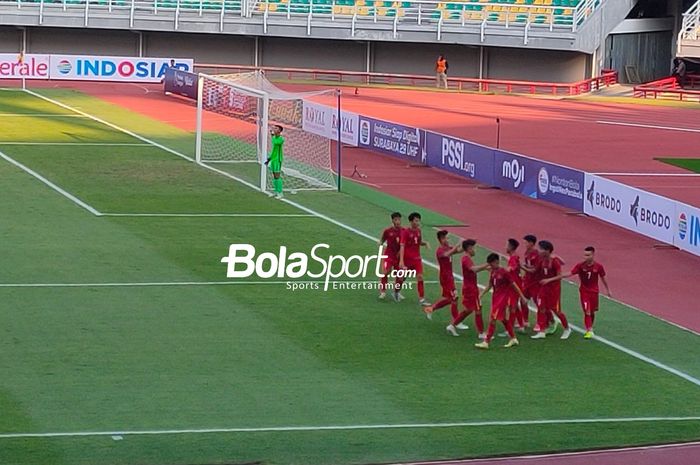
[475,253,527,350]
[396,212,430,306]
[531,240,571,340]
[424,231,473,336]
[544,246,611,339]
[378,212,404,300]
[505,238,526,332]
[459,239,491,339]
[520,234,540,330]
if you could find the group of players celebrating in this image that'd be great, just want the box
[378,211,612,349]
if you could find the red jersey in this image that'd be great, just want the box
[522,248,540,287]
[537,256,562,296]
[400,227,422,261]
[571,261,606,294]
[380,226,403,261]
[436,245,455,287]
[461,255,479,296]
[507,254,522,286]
[490,267,513,310]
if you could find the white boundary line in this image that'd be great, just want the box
[597,120,700,133]
[0,142,151,146]
[101,213,316,218]
[0,149,102,216]
[23,89,700,389]
[397,440,700,464]
[0,280,438,288]
[594,172,700,177]
[1,417,699,440]
[0,113,87,118]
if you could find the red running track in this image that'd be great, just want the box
[37,81,700,333]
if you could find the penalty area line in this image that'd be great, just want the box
[2,417,700,439]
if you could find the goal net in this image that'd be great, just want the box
[195,71,338,193]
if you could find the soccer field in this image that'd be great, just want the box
[1,88,700,465]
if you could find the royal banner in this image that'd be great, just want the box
[424,131,495,185]
[49,55,194,82]
[302,101,359,146]
[358,116,426,163]
[584,174,675,244]
[0,53,50,79]
[493,151,585,211]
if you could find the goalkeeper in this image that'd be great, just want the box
[265,125,285,198]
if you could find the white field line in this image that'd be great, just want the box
[0,113,87,118]
[1,416,699,440]
[0,142,151,146]
[594,172,700,177]
[0,149,102,216]
[101,213,316,218]
[24,89,700,389]
[0,280,439,288]
[396,440,700,465]
[597,120,700,133]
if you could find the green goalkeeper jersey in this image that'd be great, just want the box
[269,135,284,164]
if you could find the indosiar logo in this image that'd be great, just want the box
[71,58,184,79]
[56,60,72,75]
[678,211,700,246]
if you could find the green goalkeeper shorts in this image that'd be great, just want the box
[269,160,282,173]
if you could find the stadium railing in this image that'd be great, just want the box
[195,63,618,96]
[0,0,604,38]
[633,75,700,102]
[680,0,699,42]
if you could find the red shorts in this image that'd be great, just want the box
[440,279,456,298]
[537,291,560,312]
[490,304,507,321]
[403,257,423,274]
[462,290,480,312]
[383,256,399,273]
[522,282,540,301]
[580,290,599,313]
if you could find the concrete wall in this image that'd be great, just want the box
[260,37,366,71]
[144,32,255,63]
[27,27,138,55]
[15,27,590,82]
[373,42,481,77]
[486,48,588,82]
[0,26,21,52]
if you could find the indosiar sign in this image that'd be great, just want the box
[49,55,194,83]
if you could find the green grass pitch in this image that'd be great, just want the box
[656,157,700,174]
[1,88,699,465]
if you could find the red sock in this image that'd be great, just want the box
[584,313,593,331]
[449,301,459,320]
[536,310,547,331]
[432,298,451,311]
[485,321,496,343]
[509,309,518,328]
[503,319,515,339]
[591,312,596,326]
[555,310,569,329]
[417,280,425,299]
[380,275,388,292]
[453,310,470,325]
[474,310,485,334]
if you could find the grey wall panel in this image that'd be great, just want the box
[486,48,588,82]
[260,37,365,71]
[27,27,138,55]
[0,26,21,52]
[372,42,480,77]
[606,31,673,83]
[144,32,255,63]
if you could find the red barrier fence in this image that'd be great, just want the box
[195,63,618,96]
[633,74,700,102]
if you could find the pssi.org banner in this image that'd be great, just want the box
[302,100,359,146]
[0,53,50,79]
[424,131,495,185]
[584,174,675,244]
[494,150,585,211]
[49,55,194,83]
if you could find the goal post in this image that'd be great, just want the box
[195,71,339,194]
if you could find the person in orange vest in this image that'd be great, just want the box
[435,55,448,89]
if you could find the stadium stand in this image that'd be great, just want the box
[678,0,700,58]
